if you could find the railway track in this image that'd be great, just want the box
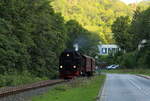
[0,79,64,98]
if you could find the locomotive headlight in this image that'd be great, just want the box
[73,65,76,68]
[60,66,63,69]
[67,54,70,57]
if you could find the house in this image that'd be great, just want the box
[98,44,120,55]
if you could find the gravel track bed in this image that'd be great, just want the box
[0,78,88,101]
[0,84,59,101]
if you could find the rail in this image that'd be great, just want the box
[0,79,64,98]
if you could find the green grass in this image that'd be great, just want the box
[32,75,106,101]
[102,69,150,76]
[0,71,48,87]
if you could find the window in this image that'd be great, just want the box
[112,48,116,53]
[108,48,112,54]
[102,48,107,54]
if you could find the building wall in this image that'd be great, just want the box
[98,44,120,55]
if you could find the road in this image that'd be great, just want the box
[99,74,150,101]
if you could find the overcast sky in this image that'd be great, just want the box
[120,0,143,4]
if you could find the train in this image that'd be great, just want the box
[59,50,95,79]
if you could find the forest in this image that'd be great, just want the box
[110,4,150,69]
[52,0,133,43]
[0,0,149,86]
[0,0,100,86]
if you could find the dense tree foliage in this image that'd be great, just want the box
[111,6,150,69]
[0,0,100,81]
[52,0,132,43]
[112,2,150,51]
[112,16,133,51]
[0,0,68,78]
[65,20,100,57]
[0,0,149,85]
[131,7,150,47]
[137,0,150,10]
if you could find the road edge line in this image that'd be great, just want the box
[96,74,106,101]
[136,74,150,79]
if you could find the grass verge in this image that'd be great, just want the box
[102,69,150,76]
[32,75,106,101]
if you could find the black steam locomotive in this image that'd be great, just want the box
[59,50,95,79]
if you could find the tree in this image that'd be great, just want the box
[52,0,132,43]
[65,20,100,57]
[0,0,68,78]
[111,7,150,69]
[111,16,133,51]
[130,7,150,48]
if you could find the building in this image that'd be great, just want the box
[98,44,120,55]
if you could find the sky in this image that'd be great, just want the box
[120,0,144,4]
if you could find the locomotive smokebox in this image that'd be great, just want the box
[73,43,79,51]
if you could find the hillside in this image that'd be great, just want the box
[51,0,132,43]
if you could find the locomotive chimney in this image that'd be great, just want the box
[73,43,79,51]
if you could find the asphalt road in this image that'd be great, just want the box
[99,74,150,101]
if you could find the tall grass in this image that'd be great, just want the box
[0,71,48,87]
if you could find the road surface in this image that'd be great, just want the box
[99,74,150,101]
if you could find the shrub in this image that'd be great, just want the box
[114,52,137,69]
[137,50,150,68]
[0,70,48,87]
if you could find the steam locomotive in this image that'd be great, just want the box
[59,50,95,79]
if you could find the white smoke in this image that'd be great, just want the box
[73,44,79,51]
[73,36,87,51]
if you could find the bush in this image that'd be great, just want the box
[120,52,137,69]
[111,49,150,69]
[0,70,48,87]
[137,50,150,68]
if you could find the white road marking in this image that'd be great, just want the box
[99,74,150,101]
[128,79,150,96]
[128,79,142,90]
